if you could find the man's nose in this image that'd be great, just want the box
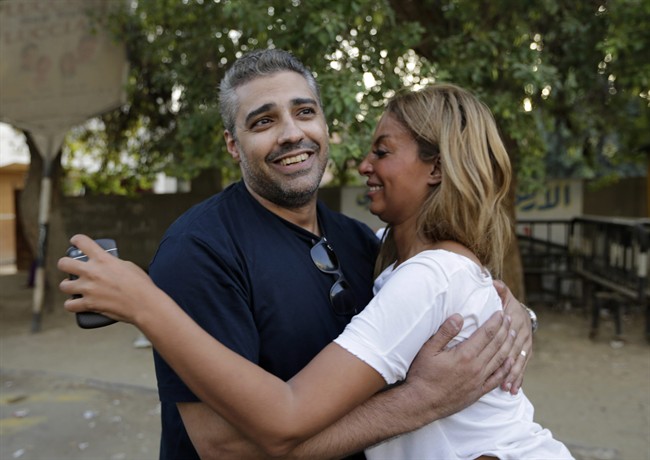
[278,117,304,144]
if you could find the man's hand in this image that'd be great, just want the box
[494,280,533,394]
[403,311,515,420]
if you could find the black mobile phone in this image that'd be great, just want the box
[66,238,119,329]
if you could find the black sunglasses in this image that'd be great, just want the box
[310,237,359,316]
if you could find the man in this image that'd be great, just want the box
[148,49,532,459]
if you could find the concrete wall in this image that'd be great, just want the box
[514,178,647,247]
[61,191,212,269]
[58,186,382,270]
[516,179,583,220]
[9,175,649,271]
[514,177,648,221]
[345,177,650,237]
[583,177,648,218]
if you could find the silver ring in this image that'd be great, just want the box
[520,350,527,358]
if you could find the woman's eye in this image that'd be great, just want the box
[373,149,389,158]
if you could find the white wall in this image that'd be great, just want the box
[516,179,583,220]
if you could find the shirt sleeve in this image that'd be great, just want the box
[334,257,451,385]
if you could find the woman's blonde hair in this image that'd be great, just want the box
[375,83,512,278]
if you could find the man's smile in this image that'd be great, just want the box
[278,153,310,166]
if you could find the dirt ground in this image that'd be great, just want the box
[1,270,649,460]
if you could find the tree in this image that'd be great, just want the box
[20,0,423,308]
[386,0,650,298]
[65,0,425,190]
[20,0,650,303]
[388,0,649,184]
[70,0,649,193]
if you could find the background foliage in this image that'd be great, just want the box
[63,0,649,195]
[66,0,422,191]
[12,0,649,304]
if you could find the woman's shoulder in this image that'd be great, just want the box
[402,249,491,282]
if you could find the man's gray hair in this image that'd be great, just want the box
[218,49,322,136]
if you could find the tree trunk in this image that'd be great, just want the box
[19,132,68,321]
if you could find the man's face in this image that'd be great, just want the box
[226,71,329,209]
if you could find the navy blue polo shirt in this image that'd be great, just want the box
[150,180,378,459]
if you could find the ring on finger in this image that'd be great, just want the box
[520,350,527,358]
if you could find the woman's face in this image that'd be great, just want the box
[358,112,438,227]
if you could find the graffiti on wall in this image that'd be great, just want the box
[516,180,582,218]
[517,183,571,212]
[343,180,583,226]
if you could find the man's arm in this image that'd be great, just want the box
[287,310,515,459]
[179,311,515,459]
[178,403,268,459]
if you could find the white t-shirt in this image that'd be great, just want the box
[334,250,573,460]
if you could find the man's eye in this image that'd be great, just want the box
[252,118,271,128]
[298,107,316,116]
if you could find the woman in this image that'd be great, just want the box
[59,84,572,459]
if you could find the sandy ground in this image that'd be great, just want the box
[1,270,649,460]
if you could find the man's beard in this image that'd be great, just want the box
[239,141,328,209]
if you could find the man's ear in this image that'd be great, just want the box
[428,157,442,186]
[224,131,240,162]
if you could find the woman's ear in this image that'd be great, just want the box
[428,157,442,185]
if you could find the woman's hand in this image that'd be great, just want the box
[58,234,161,325]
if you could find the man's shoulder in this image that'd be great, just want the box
[150,184,250,276]
[167,182,247,230]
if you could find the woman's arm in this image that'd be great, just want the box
[58,235,520,456]
[175,311,515,460]
[59,234,385,456]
